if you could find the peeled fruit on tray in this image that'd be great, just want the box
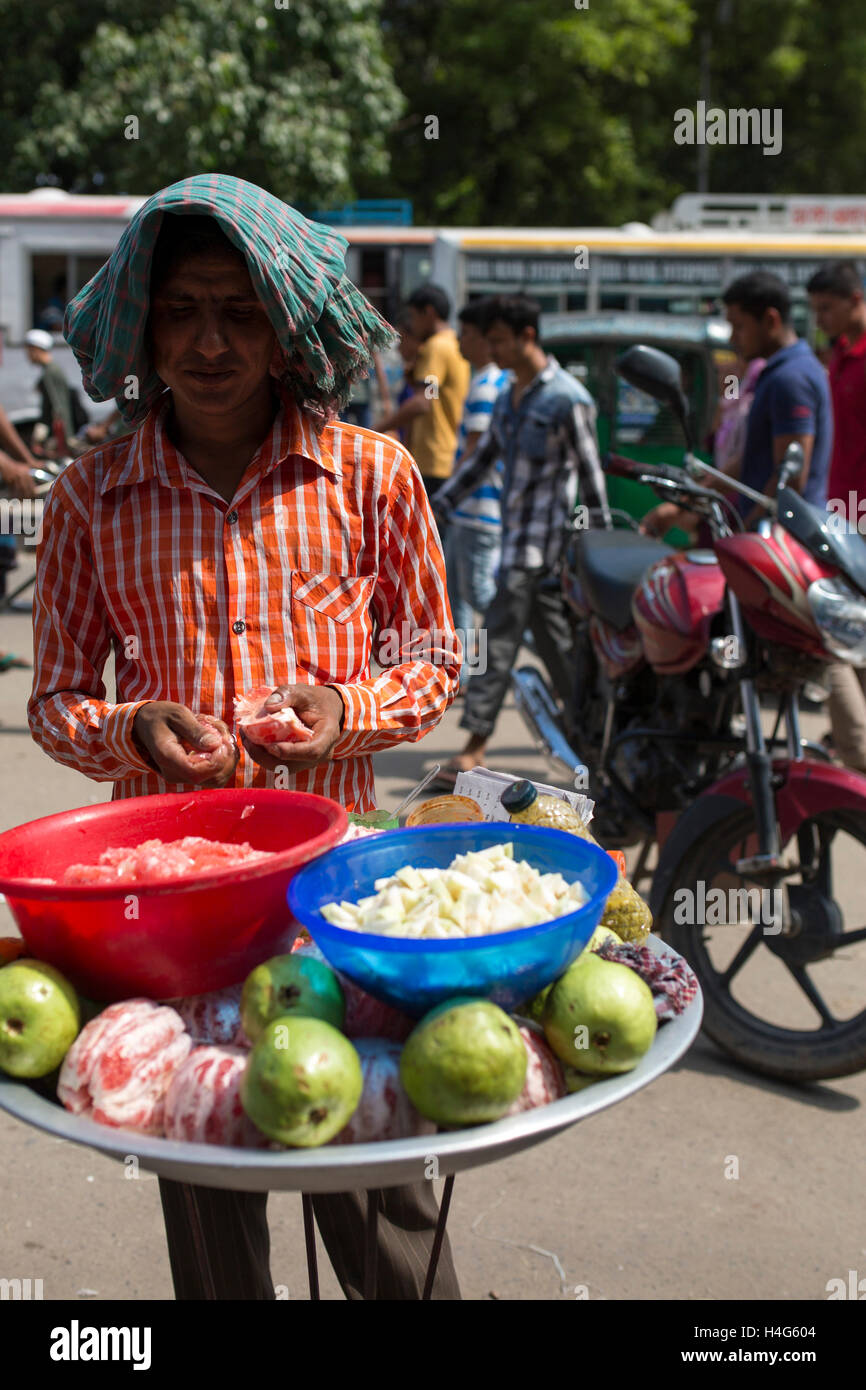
[542,953,657,1075]
[164,1045,270,1148]
[0,938,27,967]
[599,877,652,945]
[293,941,414,1041]
[331,1039,435,1145]
[241,955,345,1042]
[340,976,415,1042]
[170,983,248,1048]
[240,1016,363,1147]
[234,685,315,746]
[505,1024,567,1114]
[400,998,527,1127]
[0,959,81,1078]
[58,999,192,1135]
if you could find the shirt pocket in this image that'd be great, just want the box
[520,411,551,461]
[290,571,377,683]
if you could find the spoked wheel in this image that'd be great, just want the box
[661,806,866,1082]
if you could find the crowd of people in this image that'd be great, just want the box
[347,264,866,786]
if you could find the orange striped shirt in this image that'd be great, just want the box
[28,387,460,812]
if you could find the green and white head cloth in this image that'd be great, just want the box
[63,173,398,428]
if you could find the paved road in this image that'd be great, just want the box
[1,551,864,1301]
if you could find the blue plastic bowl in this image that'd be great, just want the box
[286,822,618,1016]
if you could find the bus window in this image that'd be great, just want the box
[32,252,108,333]
[31,255,68,332]
[401,247,434,300]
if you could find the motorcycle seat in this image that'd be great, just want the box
[572,529,674,630]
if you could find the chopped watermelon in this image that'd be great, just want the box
[233,684,315,746]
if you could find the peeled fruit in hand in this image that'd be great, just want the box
[331,1039,435,1144]
[542,952,657,1075]
[241,955,345,1042]
[240,1015,362,1146]
[164,1045,270,1148]
[0,959,81,1078]
[234,685,314,745]
[505,1024,566,1114]
[400,998,527,1127]
[58,998,191,1134]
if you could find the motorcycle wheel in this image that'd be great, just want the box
[660,805,866,1082]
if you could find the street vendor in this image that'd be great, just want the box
[26,174,462,1301]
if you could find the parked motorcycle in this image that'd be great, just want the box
[513,344,866,1082]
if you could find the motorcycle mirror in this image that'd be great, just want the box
[616,344,693,448]
[777,441,804,492]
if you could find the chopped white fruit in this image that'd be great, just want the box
[319,842,590,939]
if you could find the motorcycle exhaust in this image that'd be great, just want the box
[510,666,588,785]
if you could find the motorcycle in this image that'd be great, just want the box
[512,344,866,1082]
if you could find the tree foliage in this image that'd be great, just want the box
[5,0,403,205]
[1,0,864,222]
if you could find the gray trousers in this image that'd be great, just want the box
[158,1180,461,1301]
[461,565,576,740]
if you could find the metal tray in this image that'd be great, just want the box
[0,938,702,1193]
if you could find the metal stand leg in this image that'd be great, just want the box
[422,1174,455,1301]
[0,572,34,614]
[364,1190,380,1300]
[301,1193,320,1301]
[177,1182,218,1300]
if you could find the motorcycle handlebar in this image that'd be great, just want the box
[604,452,688,486]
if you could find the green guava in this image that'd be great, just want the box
[240,1015,362,1146]
[0,959,81,1078]
[241,954,345,1042]
[399,997,527,1127]
[542,952,657,1075]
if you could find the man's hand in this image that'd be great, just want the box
[0,454,37,499]
[640,502,697,540]
[240,684,345,774]
[132,702,238,788]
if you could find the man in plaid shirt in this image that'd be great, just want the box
[28,174,461,1300]
[432,293,610,784]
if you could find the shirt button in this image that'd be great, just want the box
[232,620,246,634]
[227,510,238,524]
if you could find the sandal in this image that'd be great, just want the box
[0,652,30,671]
[424,759,480,794]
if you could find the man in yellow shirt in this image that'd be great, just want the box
[376,283,469,497]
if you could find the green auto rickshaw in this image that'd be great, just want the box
[538,310,733,529]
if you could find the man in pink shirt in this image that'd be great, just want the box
[808,260,866,770]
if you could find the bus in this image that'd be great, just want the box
[431,220,866,333]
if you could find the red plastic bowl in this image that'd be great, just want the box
[0,789,347,1001]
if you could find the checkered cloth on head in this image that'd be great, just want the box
[63,173,398,427]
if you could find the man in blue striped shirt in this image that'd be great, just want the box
[444,300,509,668]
